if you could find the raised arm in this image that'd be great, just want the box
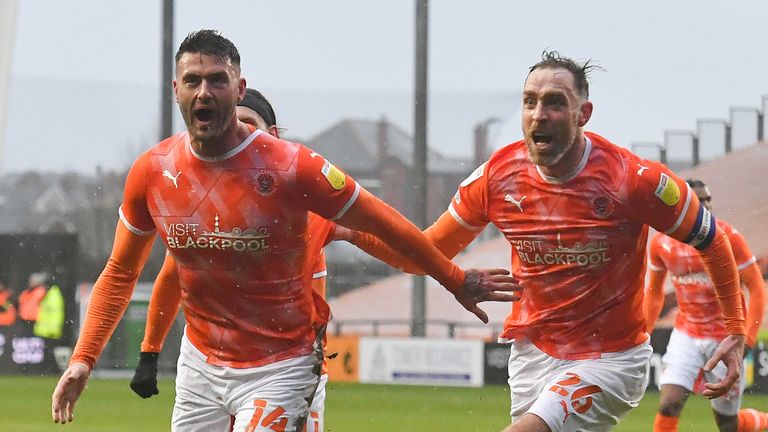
[346,210,480,274]
[632,162,744,399]
[295,148,519,323]
[335,188,518,322]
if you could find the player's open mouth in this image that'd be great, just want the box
[532,132,553,144]
[194,108,215,124]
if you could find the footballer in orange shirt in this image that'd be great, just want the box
[50,30,520,431]
[342,51,746,432]
[645,179,767,432]
[130,88,336,432]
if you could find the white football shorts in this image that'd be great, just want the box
[507,337,652,432]
[659,328,745,415]
[172,334,322,432]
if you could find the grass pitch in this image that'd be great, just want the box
[1,376,767,431]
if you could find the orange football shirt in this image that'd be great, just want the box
[121,127,357,368]
[450,131,715,359]
[648,220,754,339]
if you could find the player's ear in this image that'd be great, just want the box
[237,78,246,101]
[267,125,280,139]
[172,80,179,103]
[579,101,593,127]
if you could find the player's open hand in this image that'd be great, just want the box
[455,268,521,323]
[51,362,90,424]
[702,334,744,399]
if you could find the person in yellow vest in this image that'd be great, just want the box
[34,284,64,339]
[18,272,47,322]
[0,283,16,327]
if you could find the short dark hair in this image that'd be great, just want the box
[175,29,240,68]
[528,50,600,99]
[238,89,277,127]
[686,178,707,188]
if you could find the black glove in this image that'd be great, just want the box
[130,352,160,398]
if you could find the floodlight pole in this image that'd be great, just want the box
[160,0,174,141]
[411,0,429,337]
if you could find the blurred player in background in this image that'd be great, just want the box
[644,178,768,432]
[51,29,519,431]
[336,51,746,431]
[130,88,336,432]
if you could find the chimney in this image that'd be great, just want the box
[474,122,487,168]
[377,116,389,160]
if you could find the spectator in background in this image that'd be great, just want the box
[0,282,16,327]
[19,272,47,323]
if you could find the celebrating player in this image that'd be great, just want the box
[129,88,336,432]
[50,30,520,431]
[338,51,746,431]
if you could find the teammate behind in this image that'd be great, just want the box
[336,51,747,431]
[644,178,768,432]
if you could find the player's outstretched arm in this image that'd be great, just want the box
[52,221,155,423]
[130,253,182,399]
[697,229,745,399]
[335,188,520,323]
[343,210,480,275]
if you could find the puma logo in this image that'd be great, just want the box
[504,194,526,212]
[163,170,182,189]
[636,164,649,176]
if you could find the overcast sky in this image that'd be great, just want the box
[4,0,768,172]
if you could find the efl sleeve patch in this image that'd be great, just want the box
[321,160,346,190]
[654,173,681,206]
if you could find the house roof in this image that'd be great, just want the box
[679,140,768,259]
[306,118,473,174]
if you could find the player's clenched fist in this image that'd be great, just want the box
[51,362,90,424]
[130,352,160,399]
[454,268,521,323]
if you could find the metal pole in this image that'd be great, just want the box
[692,135,700,166]
[160,0,174,141]
[411,0,429,337]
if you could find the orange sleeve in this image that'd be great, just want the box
[141,253,182,353]
[740,263,766,347]
[70,222,156,370]
[698,229,745,336]
[644,266,668,333]
[295,146,359,221]
[630,161,744,335]
[449,163,491,230]
[119,151,155,234]
[336,188,465,293]
[349,210,480,274]
[644,235,669,332]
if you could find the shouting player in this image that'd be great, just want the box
[50,30,519,431]
[337,51,746,431]
[130,88,336,432]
